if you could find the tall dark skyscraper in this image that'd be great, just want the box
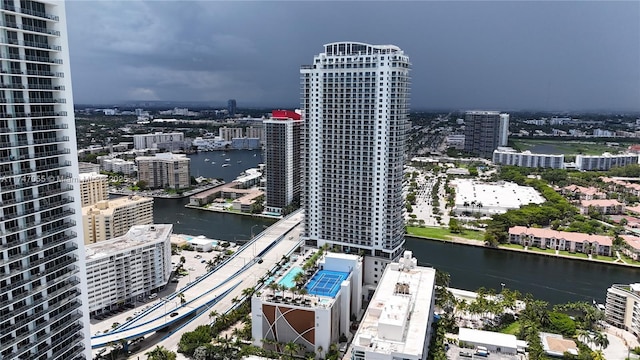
[227,99,236,118]
[263,110,303,215]
[0,1,92,359]
[300,42,410,285]
[464,110,501,158]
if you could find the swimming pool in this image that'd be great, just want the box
[278,266,303,289]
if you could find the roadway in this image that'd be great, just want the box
[91,209,304,353]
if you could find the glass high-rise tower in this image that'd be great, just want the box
[300,42,410,284]
[0,1,91,359]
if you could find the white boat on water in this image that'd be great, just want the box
[222,164,230,167]
[204,158,210,162]
[225,158,231,162]
[237,160,242,163]
[211,162,216,165]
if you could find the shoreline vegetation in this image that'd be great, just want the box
[406,226,640,269]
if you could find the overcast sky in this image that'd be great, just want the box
[65,1,639,112]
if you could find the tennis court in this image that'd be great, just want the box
[305,270,349,297]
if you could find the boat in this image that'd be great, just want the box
[221,153,226,156]
[222,164,230,167]
[211,162,216,165]
[237,160,242,164]
[225,158,231,162]
[204,158,210,162]
[253,154,257,157]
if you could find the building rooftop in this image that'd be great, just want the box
[136,153,189,161]
[86,224,172,259]
[540,332,578,357]
[459,328,518,350]
[82,195,153,216]
[353,251,435,357]
[453,179,545,213]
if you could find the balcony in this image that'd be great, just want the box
[1,54,63,64]
[18,24,60,37]
[25,70,64,78]
[0,148,71,162]
[0,38,61,51]
[18,7,60,22]
[26,84,65,91]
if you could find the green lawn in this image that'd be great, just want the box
[500,321,521,336]
[406,226,485,242]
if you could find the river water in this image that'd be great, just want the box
[151,150,640,305]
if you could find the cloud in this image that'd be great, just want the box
[66,1,640,110]
[128,87,160,101]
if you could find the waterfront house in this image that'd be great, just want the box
[508,226,613,256]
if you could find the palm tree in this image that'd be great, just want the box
[177,292,186,305]
[242,287,255,298]
[146,345,177,360]
[209,310,219,322]
[593,331,609,350]
[205,259,216,272]
[268,282,280,294]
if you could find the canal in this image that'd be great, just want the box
[150,151,640,305]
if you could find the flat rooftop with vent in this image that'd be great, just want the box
[351,251,436,360]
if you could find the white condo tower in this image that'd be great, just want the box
[0,1,92,359]
[300,42,411,285]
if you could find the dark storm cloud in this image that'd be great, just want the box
[66,1,640,111]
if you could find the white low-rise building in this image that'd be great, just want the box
[351,251,436,360]
[492,147,564,169]
[451,179,545,216]
[252,252,362,355]
[576,153,639,171]
[85,224,173,315]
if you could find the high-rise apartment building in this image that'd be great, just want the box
[0,1,91,358]
[264,110,303,215]
[301,42,410,284]
[464,110,501,158]
[82,195,154,244]
[227,99,236,117]
[136,152,191,189]
[499,113,509,147]
[79,172,108,207]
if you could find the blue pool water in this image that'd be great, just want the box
[278,266,303,289]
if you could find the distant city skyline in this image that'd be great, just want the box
[66,1,639,111]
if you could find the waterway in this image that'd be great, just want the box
[151,150,640,305]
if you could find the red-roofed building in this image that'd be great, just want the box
[580,199,624,215]
[508,226,613,256]
[561,185,606,200]
[620,235,640,260]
